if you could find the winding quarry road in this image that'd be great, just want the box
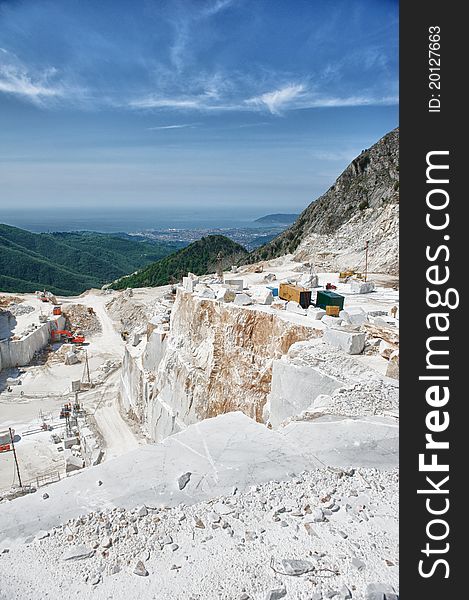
[74,291,141,459]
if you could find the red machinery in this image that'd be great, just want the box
[51,330,85,344]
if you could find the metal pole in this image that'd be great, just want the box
[86,350,90,383]
[82,349,90,384]
[216,252,223,280]
[9,427,22,488]
[364,241,369,282]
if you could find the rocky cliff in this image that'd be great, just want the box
[245,128,399,274]
[119,289,323,441]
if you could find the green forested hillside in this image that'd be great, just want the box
[0,224,183,295]
[111,235,248,289]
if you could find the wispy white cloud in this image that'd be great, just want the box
[202,0,237,17]
[246,84,305,114]
[168,0,237,72]
[1,43,396,115]
[128,85,397,114]
[130,97,202,109]
[0,50,85,106]
[302,94,398,108]
[0,64,63,101]
[236,121,269,128]
[147,123,196,130]
[169,19,190,73]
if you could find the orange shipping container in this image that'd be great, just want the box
[279,283,312,309]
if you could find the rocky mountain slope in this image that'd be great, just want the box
[245,128,399,274]
[111,235,247,290]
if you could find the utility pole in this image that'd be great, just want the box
[216,252,223,281]
[364,241,369,282]
[83,350,90,384]
[9,427,22,488]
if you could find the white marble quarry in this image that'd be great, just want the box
[306,307,326,320]
[120,289,323,443]
[281,415,399,469]
[65,453,84,474]
[321,314,343,327]
[286,301,307,316]
[0,412,313,543]
[142,329,168,372]
[120,343,152,418]
[299,274,319,288]
[0,315,65,371]
[223,279,244,291]
[350,280,375,294]
[267,359,344,428]
[182,276,199,293]
[250,288,274,305]
[233,293,253,306]
[216,287,236,302]
[379,340,396,359]
[373,315,399,328]
[0,412,398,543]
[367,310,388,318]
[386,350,399,380]
[323,327,366,355]
[339,307,368,327]
[196,287,216,299]
[64,351,79,365]
[0,411,398,544]
[271,299,287,310]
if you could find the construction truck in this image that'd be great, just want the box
[51,330,85,344]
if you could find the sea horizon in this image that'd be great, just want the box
[0,206,291,234]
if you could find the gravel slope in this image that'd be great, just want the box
[0,468,398,600]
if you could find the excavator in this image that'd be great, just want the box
[37,290,58,304]
[51,330,85,344]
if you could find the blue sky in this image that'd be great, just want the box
[0,0,398,226]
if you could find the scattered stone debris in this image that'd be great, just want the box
[133,560,149,577]
[365,583,399,600]
[62,304,101,336]
[6,303,35,317]
[0,295,23,310]
[62,545,94,561]
[178,472,192,490]
[0,468,398,598]
[265,587,287,600]
[272,558,314,576]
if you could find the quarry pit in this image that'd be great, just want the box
[0,256,399,600]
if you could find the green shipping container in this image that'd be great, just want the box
[315,290,345,311]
